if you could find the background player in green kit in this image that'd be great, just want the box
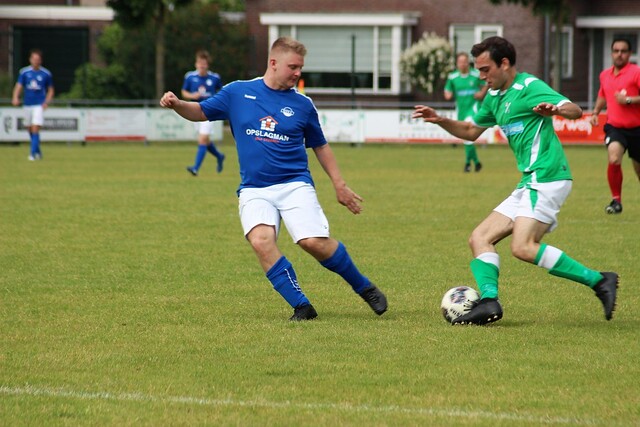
[444,52,488,172]
[413,36,619,325]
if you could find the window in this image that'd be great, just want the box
[260,13,420,94]
[552,25,574,78]
[449,24,502,59]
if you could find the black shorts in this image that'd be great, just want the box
[604,124,640,161]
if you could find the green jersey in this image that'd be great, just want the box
[473,72,572,188]
[445,68,485,120]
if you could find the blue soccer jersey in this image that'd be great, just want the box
[182,70,223,101]
[17,66,53,106]
[200,78,327,191]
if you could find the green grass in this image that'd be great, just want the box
[1,138,639,426]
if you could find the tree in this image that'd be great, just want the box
[487,0,570,90]
[400,32,454,95]
[64,2,251,100]
[106,0,195,99]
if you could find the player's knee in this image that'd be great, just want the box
[510,242,535,263]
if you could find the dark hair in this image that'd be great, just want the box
[195,49,211,63]
[29,48,43,58]
[471,36,516,67]
[611,38,632,52]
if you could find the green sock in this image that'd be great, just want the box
[539,246,603,288]
[464,145,474,163]
[470,258,499,298]
[469,145,479,163]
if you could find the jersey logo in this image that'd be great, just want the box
[260,116,278,132]
[244,94,256,100]
[504,102,511,113]
[281,107,294,117]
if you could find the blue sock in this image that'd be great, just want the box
[206,142,221,158]
[320,242,370,294]
[266,256,310,308]
[30,133,40,156]
[193,145,207,171]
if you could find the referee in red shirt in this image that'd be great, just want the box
[590,38,640,214]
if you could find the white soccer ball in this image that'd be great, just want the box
[441,286,480,323]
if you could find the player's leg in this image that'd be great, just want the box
[30,106,44,159]
[240,188,314,320]
[512,181,618,320]
[463,142,472,172]
[604,126,626,213]
[453,211,512,325]
[280,183,387,315]
[201,121,225,173]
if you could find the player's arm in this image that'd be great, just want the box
[412,105,486,141]
[11,82,22,106]
[533,101,582,119]
[181,89,198,101]
[474,84,489,101]
[44,85,54,108]
[589,95,606,126]
[443,90,454,101]
[312,143,363,215]
[160,91,207,121]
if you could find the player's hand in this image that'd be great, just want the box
[412,105,440,122]
[160,91,180,108]
[589,113,599,126]
[532,102,558,116]
[11,98,20,106]
[336,184,363,214]
[613,89,627,105]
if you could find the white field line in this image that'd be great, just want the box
[1,384,602,425]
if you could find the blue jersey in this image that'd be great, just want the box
[200,78,327,191]
[182,70,223,101]
[17,66,53,106]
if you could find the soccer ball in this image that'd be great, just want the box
[441,286,480,323]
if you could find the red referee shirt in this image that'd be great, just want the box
[597,62,640,128]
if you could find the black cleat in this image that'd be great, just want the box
[289,304,318,321]
[186,166,198,176]
[605,199,622,214]
[475,162,482,172]
[216,153,225,173]
[593,272,619,320]
[452,298,503,325]
[359,284,388,315]
[464,164,471,173]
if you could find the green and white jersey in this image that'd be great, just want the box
[473,72,572,188]
[445,68,484,120]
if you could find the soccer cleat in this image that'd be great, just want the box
[605,199,622,214]
[28,155,36,161]
[475,162,482,172]
[452,297,503,325]
[289,304,318,321]
[593,272,619,320]
[186,166,198,176]
[359,284,388,315]
[464,164,471,173]
[216,153,225,173]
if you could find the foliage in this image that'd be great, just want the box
[106,0,195,28]
[400,32,454,94]
[0,71,14,99]
[65,2,251,99]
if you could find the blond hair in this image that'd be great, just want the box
[270,36,307,57]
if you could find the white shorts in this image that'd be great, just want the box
[238,182,330,243]
[24,105,44,127]
[494,180,572,232]
[194,121,213,135]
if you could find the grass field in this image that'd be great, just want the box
[1,137,639,426]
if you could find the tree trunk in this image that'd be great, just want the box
[154,6,165,100]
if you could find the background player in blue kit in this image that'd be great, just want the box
[12,48,54,161]
[181,50,224,176]
[161,37,387,320]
